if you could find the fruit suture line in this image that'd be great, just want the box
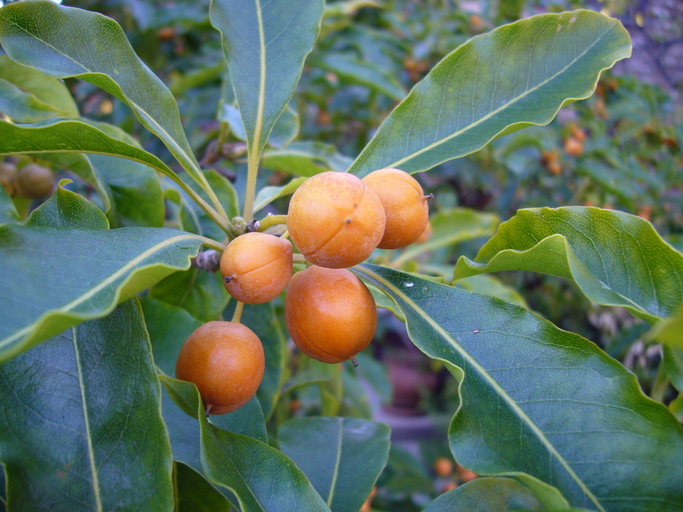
[176,169,432,415]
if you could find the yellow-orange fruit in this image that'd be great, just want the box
[362,168,429,249]
[0,162,17,196]
[285,266,376,363]
[547,160,562,176]
[175,321,264,415]
[563,137,583,157]
[569,123,587,142]
[220,232,292,304]
[433,457,454,477]
[456,464,478,483]
[287,171,386,268]
[15,163,55,198]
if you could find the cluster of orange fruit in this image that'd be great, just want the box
[176,168,432,415]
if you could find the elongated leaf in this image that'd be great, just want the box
[26,179,109,229]
[312,52,406,101]
[649,302,683,351]
[0,118,177,178]
[0,55,78,120]
[89,154,164,228]
[254,177,307,213]
[161,376,330,512]
[454,207,683,324]
[0,225,204,362]
[0,78,69,122]
[220,103,300,149]
[348,10,631,176]
[262,141,353,177]
[278,417,390,512]
[0,299,174,512]
[210,0,324,155]
[175,463,231,512]
[354,263,683,512]
[0,1,204,183]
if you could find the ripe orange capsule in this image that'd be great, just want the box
[285,266,376,364]
[220,232,293,304]
[564,137,584,157]
[287,171,386,269]
[175,321,265,415]
[362,168,430,249]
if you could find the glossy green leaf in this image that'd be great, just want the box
[254,177,307,213]
[0,299,174,512]
[348,10,631,176]
[161,376,330,512]
[456,274,528,308]
[278,417,390,512]
[221,103,300,149]
[313,52,406,101]
[389,208,500,268]
[0,1,205,185]
[454,207,683,324]
[262,141,353,177]
[210,0,324,156]
[26,179,109,229]
[663,346,683,393]
[0,118,177,180]
[175,463,231,512]
[0,225,204,362]
[149,268,230,323]
[0,55,78,120]
[224,302,286,421]
[423,477,545,511]
[89,154,164,228]
[0,78,69,123]
[354,263,683,512]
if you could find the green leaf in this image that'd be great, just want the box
[224,301,287,421]
[140,297,204,377]
[312,52,406,101]
[0,1,205,185]
[175,462,231,512]
[389,208,500,269]
[348,10,631,176]
[221,103,300,149]
[649,302,683,350]
[0,118,177,181]
[161,376,331,512]
[149,268,230,323]
[663,346,683,393]
[261,141,353,177]
[456,274,528,308]
[0,55,78,120]
[0,78,69,123]
[254,177,307,213]
[210,0,324,155]
[0,299,174,512]
[89,154,165,228]
[354,263,683,512]
[0,225,204,362]
[423,477,545,511]
[453,207,683,324]
[25,179,109,229]
[278,417,390,512]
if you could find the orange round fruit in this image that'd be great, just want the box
[433,457,454,477]
[416,221,432,244]
[175,321,265,415]
[220,232,293,304]
[15,163,55,198]
[287,171,386,268]
[362,168,429,249]
[285,266,376,363]
[563,137,584,157]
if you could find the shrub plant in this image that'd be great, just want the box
[0,1,682,511]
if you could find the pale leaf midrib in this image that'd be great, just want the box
[355,265,605,512]
[363,19,619,171]
[0,234,201,351]
[72,326,104,512]
[327,419,343,506]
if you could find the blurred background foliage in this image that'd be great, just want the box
[2,0,681,508]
